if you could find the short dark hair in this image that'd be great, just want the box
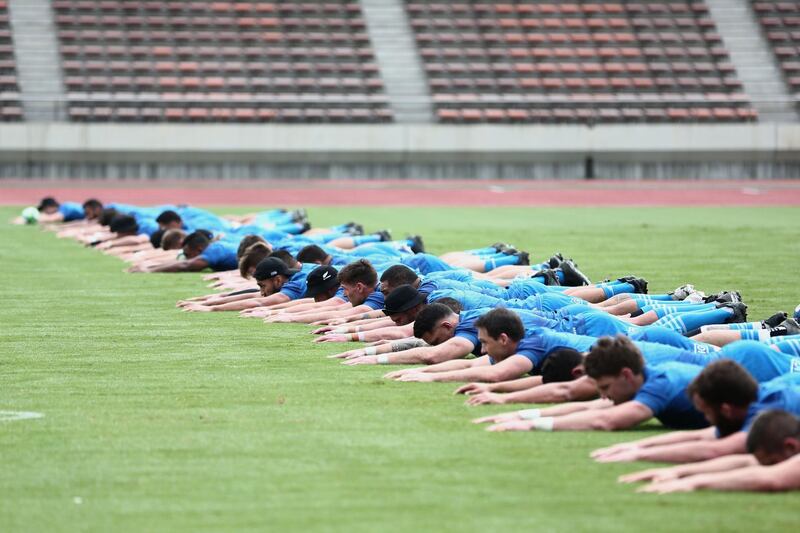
[296,244,329,264]
[99,208,118,226]
[338,259,377,287]
[269,249,299,269]
[108,214,138,235]
[431,297,462,315]
[687,360,758,408]
[413,303,457,339]
[155,210,182,225]
[236,234,267,259]
[238,242,271,278]
[379,264,419,291]
[149,228,165,248]
[183,230,211,251]
[584,335,644,379]
[541,349,584,384]
[746,409,800,455]
[82,198,102,210]
[474,308,525,342]
[161,229,186,250]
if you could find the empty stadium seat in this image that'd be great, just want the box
[53,0,392,123]
[0,1,21,121]
[752,0,800,112]
[407,0,756,124]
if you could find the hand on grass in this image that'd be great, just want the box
[342,356,378,366]
[454,382,491,395]
[465,392,505,406]
[486,420,535,432]
[472,411,522,424]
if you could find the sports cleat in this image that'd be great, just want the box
[670,284,695,301]
[714,291,743,305]
[291,209,308,223]
[374,229,392,242]
[345,223,364,236]
[548,253,564,269]
[513,251,530,266]
[763,312,788,329]
[779,318,800,336]
[502,247,520,256]
[720,302,748,324]
[407,235,425,254]
[490,242,514,253]
[560,260,591,286]
[620,277,648,295]
[685,291,707,304]
[532,269,560,286]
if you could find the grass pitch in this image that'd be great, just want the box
[1,205,799,532]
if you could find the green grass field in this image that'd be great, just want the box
[1,205,799,532]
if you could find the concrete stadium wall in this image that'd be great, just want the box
[1,123,800,179]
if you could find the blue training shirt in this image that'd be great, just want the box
[200,241,239,271]
[278,263,318,300]
[58,202,85,222]
[633,363,709,430]
[512,328,597,373]
[742,373,800,432]
[719,341,800,383]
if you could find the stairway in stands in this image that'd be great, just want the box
[361,0,433,123]
[706,0,798,121]
[7,0,65,121]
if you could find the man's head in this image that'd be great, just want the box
[412,303,459,346]
[383,285,427,326]
[269,249,300,269]
[687,360,759,437]
[150,228,166,248]
[541,349,585,384]
[253,257,299,297]
[337,259,377,306]
[238,242,271,279]
[431,297,462,315]
[304,265,340,302]
[746,409,800,465]
[584,335,645,405]
[161,229,186,250]
[236,235,269,259]
[82,198,104,220]
[296,244,331,265]
[182,230,212,259]
[98,208,118,227]
[108,214,139,237]
[473,308,524,361]
[37,197,59,214]
[155,210,183,230]
[379,264,420,296]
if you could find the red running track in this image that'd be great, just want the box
[1,179,799,206]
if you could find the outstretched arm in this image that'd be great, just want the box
[609,432,748,464]
[592,427,717,462]
[137,257,210,273]
[343,336,476,366]
[396,354,533,384]
[639,454,800,493]
[619,454,757,485]
[486,400,653,432]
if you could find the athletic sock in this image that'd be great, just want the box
[600,282,635,299]
[483,253,523,271]
[353,235,382,246]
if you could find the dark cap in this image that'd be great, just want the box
[109,214,139,234]
[304,265,340,298]
[37,197,59,211]
[384,284,427,315]
[254,257,300,281]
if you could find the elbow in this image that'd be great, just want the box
[419,353,442,365]
[590,417,619,432]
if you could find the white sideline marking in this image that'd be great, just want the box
[0,410,44,422]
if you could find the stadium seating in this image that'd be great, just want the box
[0,0,22,121]
[52,0,392,122]
[406,1,757,124]
[752,1,800,107]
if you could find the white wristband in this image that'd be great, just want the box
[531,417,555,431]
[376,354,389,364]
[354,325,361,333]
[333,327,348,334]
[518,409,541,420]
[364,346,377,356]
[357,331,366,342]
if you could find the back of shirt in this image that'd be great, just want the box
[634,363,709,430]
[200,241,239,272]
[58,202,85,222]
[515,328,597,372]
[743,373,800,431]
[719,340,800,383]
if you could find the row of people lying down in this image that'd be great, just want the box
[30,198,800,493]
